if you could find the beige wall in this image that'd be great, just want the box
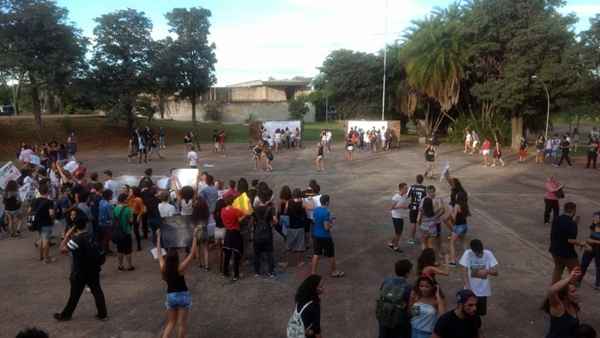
[229,86,288,102]
[161,99,315,123]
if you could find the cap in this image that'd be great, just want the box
[456,289,476,304]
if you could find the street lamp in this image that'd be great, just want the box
[531,75,550,140]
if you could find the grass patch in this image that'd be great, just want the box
[0,116,346,161]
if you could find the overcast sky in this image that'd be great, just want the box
[56,0,600,86]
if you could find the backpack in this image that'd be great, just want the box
[111,207,126,244]
[287,301,312,338]
[254,206,273,244]
[375,279,409,328]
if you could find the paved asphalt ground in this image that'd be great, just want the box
[1,142,599,338]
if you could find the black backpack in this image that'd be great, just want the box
[254,206,273,244]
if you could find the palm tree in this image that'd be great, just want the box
[400,5,466,134]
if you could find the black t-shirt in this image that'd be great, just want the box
[408,184,427,210]
[287,200,307,229]
[434,310,481,338]
[298,300,321,336]
[67,232,100,276]
[549,214,578,258]
[214,199,225,229]
[141,189,160,219]
[561,140,570,152]
[32,197,54,227]
[3,192,20,211]
[425,148,435,161]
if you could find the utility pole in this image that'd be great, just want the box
[381,0,389,121]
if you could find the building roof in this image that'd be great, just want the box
[227,78,312,88]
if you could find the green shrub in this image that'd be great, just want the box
[448,113,511,145]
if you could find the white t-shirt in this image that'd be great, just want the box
[159,202,177,218]
[391,193,409,219]
[187,151,198,167]
[459,249,498,297]
[180,199,194,216]
[304,195,321,220]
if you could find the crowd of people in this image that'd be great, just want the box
[128,127,166,164]
[345,126,395,156]
[463,127,600,169]
[3,127,600,338]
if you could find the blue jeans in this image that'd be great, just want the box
[165,291,192,310]
[453,224,468,236]
[412,328,432,338]
[581,248,600,286]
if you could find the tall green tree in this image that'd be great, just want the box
[400,5,466,135]
[89,8,153,132]
[149,37,179,119]
[316,49,383,119]
[0,0,86,127]
[166,7,217,123]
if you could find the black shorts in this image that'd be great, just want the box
[305,219,313,233]
[409,209,419,223]
[392,218,404,235]
[476,296,487,316]
[117,234,133,255]
[313,237,335,258]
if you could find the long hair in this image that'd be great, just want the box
[180,186,194,201]
[295,274,322,306]
[456,191,470,217]
[4,180,18,195]
[280,185,292,201]
[412,276,436,299]
[192,197,210,225]
[237,178,249,194]
[417,248,437,275]
[422,197,434,218]
[541,283,579,314]
[163,248,180,282]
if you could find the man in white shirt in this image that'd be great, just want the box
[187,146,199,168]
[459,239,499,317]
[103,170,120,204]
[388,183,409,253]
[158,191,177,218]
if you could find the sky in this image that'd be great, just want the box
[56,0,600,86]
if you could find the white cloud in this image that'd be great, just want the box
[208,0,431,85]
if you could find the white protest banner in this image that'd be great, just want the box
[0,162,21,190]
[160,215,194,248]
[63,161,79,173]
[29,154,41,167]
[171,169,199,190]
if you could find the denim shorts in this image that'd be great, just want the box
[453,224,468,236]
[165,291,192,310]
[39,226,53,241]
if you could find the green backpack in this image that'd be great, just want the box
[375,279,409,328]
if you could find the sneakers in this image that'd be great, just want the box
[407,239,417,245]
[448,262,457,268]
[95,315,108,321]
[53,313,71,322]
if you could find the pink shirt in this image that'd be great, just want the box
[545,180,560,200]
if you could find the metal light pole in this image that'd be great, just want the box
[532,75,550,140]
[381,0,389,121]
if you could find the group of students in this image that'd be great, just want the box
[345,126,395,155]
[260,126,303,151]
[128,126,166,164]
[463,129,507,168]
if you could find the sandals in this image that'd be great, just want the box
[331,271,345,278]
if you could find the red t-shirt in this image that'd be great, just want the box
[482,140,491,150]
[221,207,244,230]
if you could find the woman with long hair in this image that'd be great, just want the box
[417,186,445,251]
[287,274,323,338]
[409,276,446,338]
[448,191,471,267]
[3,180,22,237]
[192,196,210,271]
[417,248,448,283]
[157,229,198,338]
[277,185,292,241]
[542,268,581,338]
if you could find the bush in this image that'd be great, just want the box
[288,96,309,120]
[448,113,511,145]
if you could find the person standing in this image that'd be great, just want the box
[544,176,563,226]
[409,276,446,338]
[287,274,323,338]
[424,144,436,179]
[388,183,409,253]
[54,216,107,321]
[376,259,413,338]
[536,135,546,164]
[3,180,22,237]
[127,187,146,251]
[432,289,482,338]
[114,194,135,271]
[491,138,505,167]
[543,268,581,338]
[98,190,114,254]
[586,136,598,169]
[580,212,600,289]
[30,184,55,263]
[481,138,492,167]
[315,142,325,172]
[448,192,470,267]
[187,146,198,169]
[459,239,498,316]
[556,135,573,167]
[102,170,119,204]
[157,229,197,338]
[549,202,587,283]
[311,195,344,277]
[408,175,427,245]
[253,191,277,277]
[518,136,528,162]
[221,196,247,281]
[159,127,166,149]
